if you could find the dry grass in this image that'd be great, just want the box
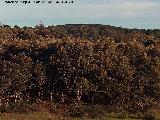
[0,112,70,120]
[0,112,144,120]
[144,109,160,120]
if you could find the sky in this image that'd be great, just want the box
[0,0,160,29]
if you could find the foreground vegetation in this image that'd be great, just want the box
[0,112,142,120]
[0,24,160,119]
[0,109,159,120]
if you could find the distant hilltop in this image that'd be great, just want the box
[0,24,160,40]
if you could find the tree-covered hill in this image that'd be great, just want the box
[0,24,160,117]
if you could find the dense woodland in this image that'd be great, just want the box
[0,24,160,117]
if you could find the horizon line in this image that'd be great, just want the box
[0,23,159,30]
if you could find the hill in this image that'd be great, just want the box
[0,24,160,118]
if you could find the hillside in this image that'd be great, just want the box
[0,24,160,118]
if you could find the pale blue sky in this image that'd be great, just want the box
[0,0,160,29]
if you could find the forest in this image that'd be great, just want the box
[0,24,160,119]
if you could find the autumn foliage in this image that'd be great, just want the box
[0,24,160,114]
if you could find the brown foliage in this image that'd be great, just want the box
[0,24,160,114]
